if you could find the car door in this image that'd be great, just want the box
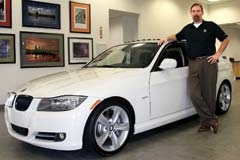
[150,43,191,119]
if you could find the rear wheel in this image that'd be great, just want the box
[84,101,133,156]
[216,82,232,115]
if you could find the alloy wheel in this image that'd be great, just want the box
[218,83,231,112]
[94,105,130,152]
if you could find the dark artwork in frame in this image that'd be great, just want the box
[22,0,61,29]
[20,32,64,68]
[68,37,93,64]
[0,34,15,63]
[73,42,89,58]
[0,0,12,28]
[69,1,91,33]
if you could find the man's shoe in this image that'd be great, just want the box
[198,124,211,132]
[211,121,219,134]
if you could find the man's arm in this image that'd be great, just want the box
[158,34,177,45]
[208,37,230,64]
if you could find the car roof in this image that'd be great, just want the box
[124,39,160,44]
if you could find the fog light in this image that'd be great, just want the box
[59,133,65,140]
[55,133,66,142]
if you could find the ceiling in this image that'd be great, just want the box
[109,9,139,19]
[109,1,240,30]
[221,23,240,30]
[196,0,235,4]
[195,0,240,30]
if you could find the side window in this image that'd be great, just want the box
[151,42,188,72]
[163,47,185,68]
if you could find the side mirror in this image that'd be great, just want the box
[159,58,177,70]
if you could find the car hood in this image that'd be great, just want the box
[17,67,148,98]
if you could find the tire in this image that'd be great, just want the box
[83,101,133,156]
[216,82,232,115]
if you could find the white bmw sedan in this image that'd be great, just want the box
[5,40,233,155]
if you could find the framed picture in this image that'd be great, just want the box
[70,1,91,33]
[22,0,61,29]
[0,0,11,28]
[0,34,15,63]
[68,37,93,64]
[20,32,64,68]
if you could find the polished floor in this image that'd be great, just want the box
[0,80,239,160]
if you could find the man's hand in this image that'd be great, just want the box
[207,52,221,64]
[158,35,177,45]
[158,38,168,45]
[208,37,229,64]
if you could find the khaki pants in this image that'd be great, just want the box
[188,59,218,125]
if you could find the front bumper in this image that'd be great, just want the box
[4,97,97,151]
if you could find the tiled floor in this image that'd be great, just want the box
[0,81,239,160]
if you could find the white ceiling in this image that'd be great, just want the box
[196,0,235,4]
[221,23,240,30]
[109,0,240,30]
[109,9,139,19]
[195,0,240,30]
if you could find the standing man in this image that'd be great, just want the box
[159,3,229,133]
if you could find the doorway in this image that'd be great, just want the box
[109,9,139,47]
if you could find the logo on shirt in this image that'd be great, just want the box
[203,29,207,32]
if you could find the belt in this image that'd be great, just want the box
[189,56,209,60]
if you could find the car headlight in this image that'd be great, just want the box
[5,92,16,108]
[37,95,87,111]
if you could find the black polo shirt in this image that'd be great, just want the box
[176,20,228,58]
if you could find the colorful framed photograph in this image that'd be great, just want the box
[22,0,61,29]
[68,37,93,64]
[0,0,12,28]
[0,34,15,63]
[20,32,64,68]
[70,1,91,33]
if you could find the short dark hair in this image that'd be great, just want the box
[190,3,203,12]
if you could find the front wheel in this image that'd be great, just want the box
[216,82,232,115]
[83,101,133,156]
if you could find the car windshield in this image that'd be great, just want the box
[85,43,160,68]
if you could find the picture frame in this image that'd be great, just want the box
[69,1,91,33]
[0,34,15,63]
[22,0,61,29]
[20,31,64,68]
[68,37,93,64]
[0,0,12,28]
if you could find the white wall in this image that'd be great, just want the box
[208,0,240,24]
[122,16,139,42]
[109,17,124,47]
[138,0,208,38]
[1,0,240,104]
[208,0,240,59]
[0,0,142,104]
[109,14,139,46]
[0,0,74,104]
[220,27,240,58]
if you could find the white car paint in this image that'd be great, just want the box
[4,41,233,151]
